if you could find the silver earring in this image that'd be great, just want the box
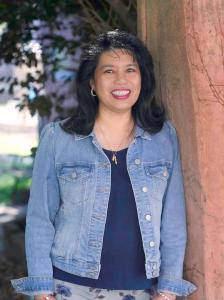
[91,88,97,97]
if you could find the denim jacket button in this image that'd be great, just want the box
[145,214,151,221]
[163,170,168,177]
[135,159,141,165]
[142,186,148,192]
[149,241,155,247]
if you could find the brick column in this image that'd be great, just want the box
[137,1,224,299]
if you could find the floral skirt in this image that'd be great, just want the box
[53,279,157,300]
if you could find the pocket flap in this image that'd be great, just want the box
[144,162,170,180]
[57,163,93,181]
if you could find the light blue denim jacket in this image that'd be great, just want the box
[11,119,197,297]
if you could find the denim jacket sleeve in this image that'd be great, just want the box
[10,122,60,296]
[157,121,197,296]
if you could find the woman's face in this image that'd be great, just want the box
[90,49,141,115]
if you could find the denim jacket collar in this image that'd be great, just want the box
[73,124,152,141]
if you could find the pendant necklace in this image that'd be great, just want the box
[95,122,135,165]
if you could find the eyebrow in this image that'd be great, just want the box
[99,63,138,69]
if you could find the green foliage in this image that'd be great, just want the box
[0,155,33,205]
[0,174,16,204]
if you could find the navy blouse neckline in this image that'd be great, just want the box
[102,147,128,153]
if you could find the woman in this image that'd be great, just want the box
[11,30,197,300]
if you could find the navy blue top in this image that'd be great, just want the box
[53,147,157,289]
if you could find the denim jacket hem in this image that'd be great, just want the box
[10,276,54,296]
[157,277,197,296]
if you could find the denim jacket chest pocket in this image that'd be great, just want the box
[56,163,94,205]
[143,161,171,201]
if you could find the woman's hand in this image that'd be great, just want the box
[152,292,176,300]
[34,294,56,300]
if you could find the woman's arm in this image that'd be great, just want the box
[156,121,197,297]
[11,122,61,296]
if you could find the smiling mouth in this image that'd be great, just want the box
[111,89,131,98]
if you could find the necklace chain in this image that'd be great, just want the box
[95,122,135,165]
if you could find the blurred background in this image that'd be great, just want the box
[0,1,137,299]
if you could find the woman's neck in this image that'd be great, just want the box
[94,111,134,136]
[93,111,135,151]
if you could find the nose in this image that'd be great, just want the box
[114,70,127,84]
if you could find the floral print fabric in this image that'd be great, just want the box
[53,279,156,300]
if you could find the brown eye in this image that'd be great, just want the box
[127,68,136,72]
[104,69,113,73]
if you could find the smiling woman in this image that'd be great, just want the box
[10,30,197,300]
[90,49,141,115]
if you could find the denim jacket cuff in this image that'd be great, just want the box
[157,276,197,296]
[10,276,54,296]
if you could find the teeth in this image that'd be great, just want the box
[112,90,130,96]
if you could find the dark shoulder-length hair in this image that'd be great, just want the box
[60,29,167,135]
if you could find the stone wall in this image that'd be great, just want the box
[137,1,224,299]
